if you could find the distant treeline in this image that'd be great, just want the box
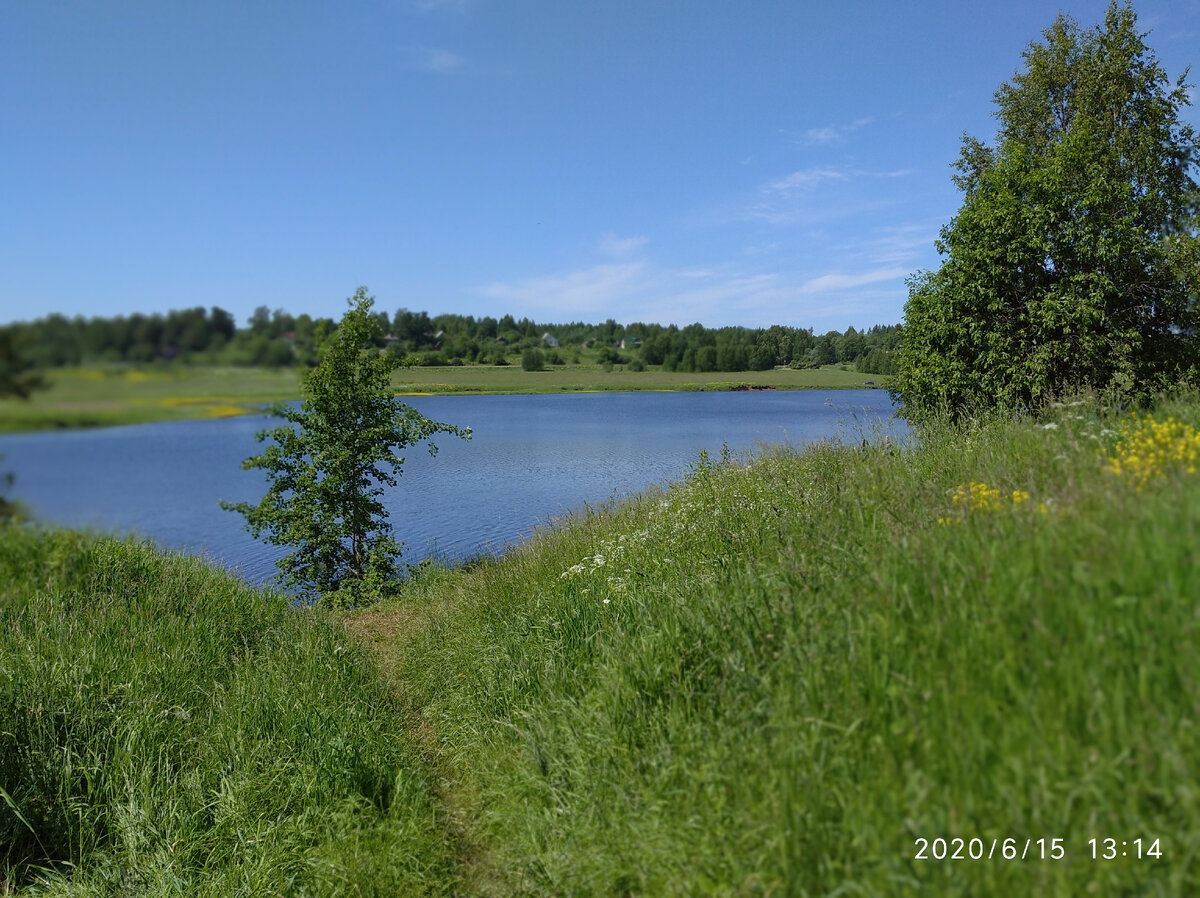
[3,306,901,375]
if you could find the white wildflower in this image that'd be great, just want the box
[559,561,588,579]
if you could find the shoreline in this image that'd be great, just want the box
[0,364,890,433]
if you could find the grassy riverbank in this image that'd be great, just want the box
[4,396,1197,895]
[0,367,301,433]
[0,529,456,895]
[0,363,882,432]
[355,393,1200,895]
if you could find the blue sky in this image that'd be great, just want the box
[3,1,1198,332]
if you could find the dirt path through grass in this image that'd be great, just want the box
[343,597,513,897]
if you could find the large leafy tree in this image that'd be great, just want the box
[223,288,470,605]
[894,1,1200,419]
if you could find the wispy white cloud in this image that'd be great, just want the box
[473,254,911,330]
[795,117,873,145]
[663,273,781,317]
[407,47,466,72]
[796,266,908,294]
[768,168,847,192]
[734,167,914,226]
[597,233,649,256]
[742,241,780,257]
[410,0,471,13]
[861,224,939,265]
[478,262,649,315]
[768,167,911,194]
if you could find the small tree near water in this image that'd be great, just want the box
[222,288,470,606]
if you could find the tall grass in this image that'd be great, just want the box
[0,529,453,895]
[362,394,1200,896]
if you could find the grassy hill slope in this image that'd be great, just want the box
[356,395,1199,895]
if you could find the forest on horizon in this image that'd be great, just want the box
[3,305,902,376]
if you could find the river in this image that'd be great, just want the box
[0,390,903,585]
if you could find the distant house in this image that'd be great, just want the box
[619,338,642,350]
[542,332,561,348]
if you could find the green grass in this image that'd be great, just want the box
[392,362,881,395]
[0,367,302,432]
[5,394,1197,895]
[0,529,455,895]
[0,363,883,432]
[352,395,1200,895]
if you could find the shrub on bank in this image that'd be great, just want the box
[521,348,545,372]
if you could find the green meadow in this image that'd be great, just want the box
[3,394,1197,895]
[0,367,302,432]
[389,362,879,396]
[0,363,882,432]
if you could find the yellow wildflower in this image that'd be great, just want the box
[941,480,1036,523]
[950,481,1005,511]
[1105,416,1200,488]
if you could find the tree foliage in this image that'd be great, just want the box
[894,1,1200,419]
[5,305,902,375]
[0,330,46,400]
[0,331,47,520]
[521,347,546,371]
[222,288,470,606]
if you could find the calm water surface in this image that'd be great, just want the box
[0,390,902,585]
